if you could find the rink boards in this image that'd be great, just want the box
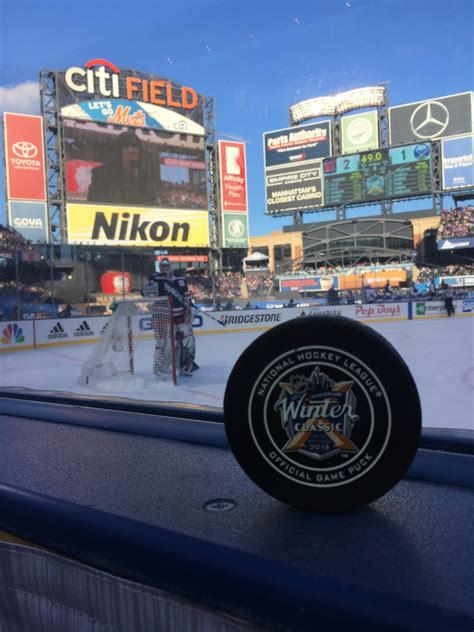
[1,299,473,352]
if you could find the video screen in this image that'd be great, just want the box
[63,119,208,210]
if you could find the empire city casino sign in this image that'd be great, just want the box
[64,59,199,111]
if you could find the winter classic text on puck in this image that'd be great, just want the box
[223,315,421,512]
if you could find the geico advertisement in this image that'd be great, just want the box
[66,204,210,247]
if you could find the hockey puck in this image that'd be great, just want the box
[223,316,421,512]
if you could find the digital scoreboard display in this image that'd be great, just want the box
[323,143,432,206]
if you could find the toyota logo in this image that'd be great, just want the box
[12,141,38,158]
[410,101,449,139]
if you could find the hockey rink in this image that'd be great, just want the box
[1,317,473,429]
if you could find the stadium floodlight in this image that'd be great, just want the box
[289,86,386,124]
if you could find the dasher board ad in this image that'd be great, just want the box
[265,162,324,213]
[66,204,210,247]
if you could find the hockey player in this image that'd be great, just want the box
[441,282,455,317]
[145,259,199,377]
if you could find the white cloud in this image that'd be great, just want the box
[0,81,40,115]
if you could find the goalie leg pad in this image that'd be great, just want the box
[175,322,197,374]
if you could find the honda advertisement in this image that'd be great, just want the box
[389,92,473,145]
[3,113,47,201]
[441,135,474,190]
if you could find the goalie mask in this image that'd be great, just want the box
[159,258,172,276]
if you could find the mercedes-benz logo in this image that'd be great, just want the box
[410,101,449,139]
[12,141,38,158]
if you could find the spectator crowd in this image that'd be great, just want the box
[0,225,28,251]
[437,206,474,239]
[245,272,273,297]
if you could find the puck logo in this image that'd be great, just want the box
[249,346,391,488]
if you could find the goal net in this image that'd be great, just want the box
[80,297,176,391]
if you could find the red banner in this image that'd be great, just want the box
[4,113,47,201]
[218,140,248,212]
[160,157,206,170]
[156,255,208,262]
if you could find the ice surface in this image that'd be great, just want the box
[1,317,473,429]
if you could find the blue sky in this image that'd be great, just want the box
[0,0,472,236]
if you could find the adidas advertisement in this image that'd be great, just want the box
[48,321,68,340]
[74,320,94,337]
[35,316,109,347]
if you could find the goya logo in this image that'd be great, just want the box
[249,346,390,487]
[1,323,25,344]
[416,302,426,315]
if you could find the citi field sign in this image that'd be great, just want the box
[64,59,199,111]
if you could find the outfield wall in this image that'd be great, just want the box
[1,300,472,352]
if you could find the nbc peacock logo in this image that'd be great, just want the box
[1,323,25,345]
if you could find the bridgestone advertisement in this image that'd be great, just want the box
[263,121,330,214]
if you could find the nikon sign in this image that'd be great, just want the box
[66,204,210,247]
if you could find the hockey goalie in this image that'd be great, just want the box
[144,258,199,378]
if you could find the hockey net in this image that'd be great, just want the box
[80,297,176,391]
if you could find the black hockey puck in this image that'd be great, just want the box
[223,316,421,512]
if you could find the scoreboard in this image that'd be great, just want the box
[323,143,432,206]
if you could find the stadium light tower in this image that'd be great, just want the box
[289,86,387,125]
